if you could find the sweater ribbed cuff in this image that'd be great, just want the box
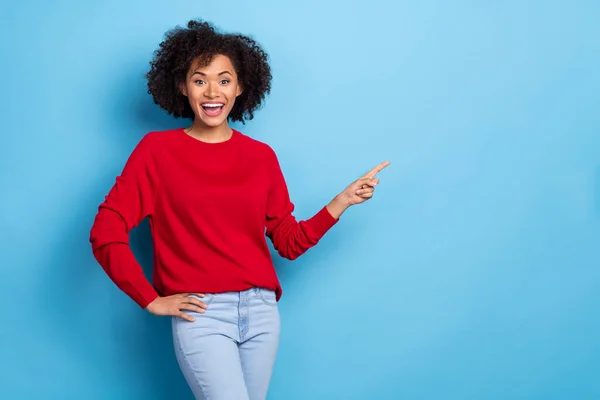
[135,284,160,309]
[306,205,339,239]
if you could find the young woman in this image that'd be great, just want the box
[90,19,389,400]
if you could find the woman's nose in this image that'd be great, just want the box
[204,83,218,98]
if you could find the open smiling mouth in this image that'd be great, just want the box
[202,103,225,117]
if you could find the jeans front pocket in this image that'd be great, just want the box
[256,288,277,306]
[189,293,215,306]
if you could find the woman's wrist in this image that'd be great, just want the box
[326,194,350,219]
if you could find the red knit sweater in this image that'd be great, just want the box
[89,128,338,308]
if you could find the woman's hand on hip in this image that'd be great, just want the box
[327,160,390,218]
[145,293,208,322]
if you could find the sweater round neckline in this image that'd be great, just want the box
[178,127,240,146]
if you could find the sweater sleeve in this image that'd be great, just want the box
[265,149,339,260]
[89,133,162,308]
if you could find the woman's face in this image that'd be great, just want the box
[180,54,242,128]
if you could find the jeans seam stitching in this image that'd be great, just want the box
[173,321,209,399]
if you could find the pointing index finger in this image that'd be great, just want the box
[363,160,390,179]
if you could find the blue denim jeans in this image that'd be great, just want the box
[172,288,280,400]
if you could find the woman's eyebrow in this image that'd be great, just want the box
[191,70,232,76]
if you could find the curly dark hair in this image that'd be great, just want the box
[146,19,272,123]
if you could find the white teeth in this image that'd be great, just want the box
[203,103,223,108]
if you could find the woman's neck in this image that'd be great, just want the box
[185,121,233,143]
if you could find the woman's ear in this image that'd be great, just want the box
[236,83,243,97]
[179,82,188,97]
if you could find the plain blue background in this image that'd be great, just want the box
[1,0,599,398]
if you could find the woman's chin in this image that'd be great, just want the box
[197,116,227,128]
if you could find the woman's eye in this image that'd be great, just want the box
[220,79,230,85]
[195,80,205,85]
